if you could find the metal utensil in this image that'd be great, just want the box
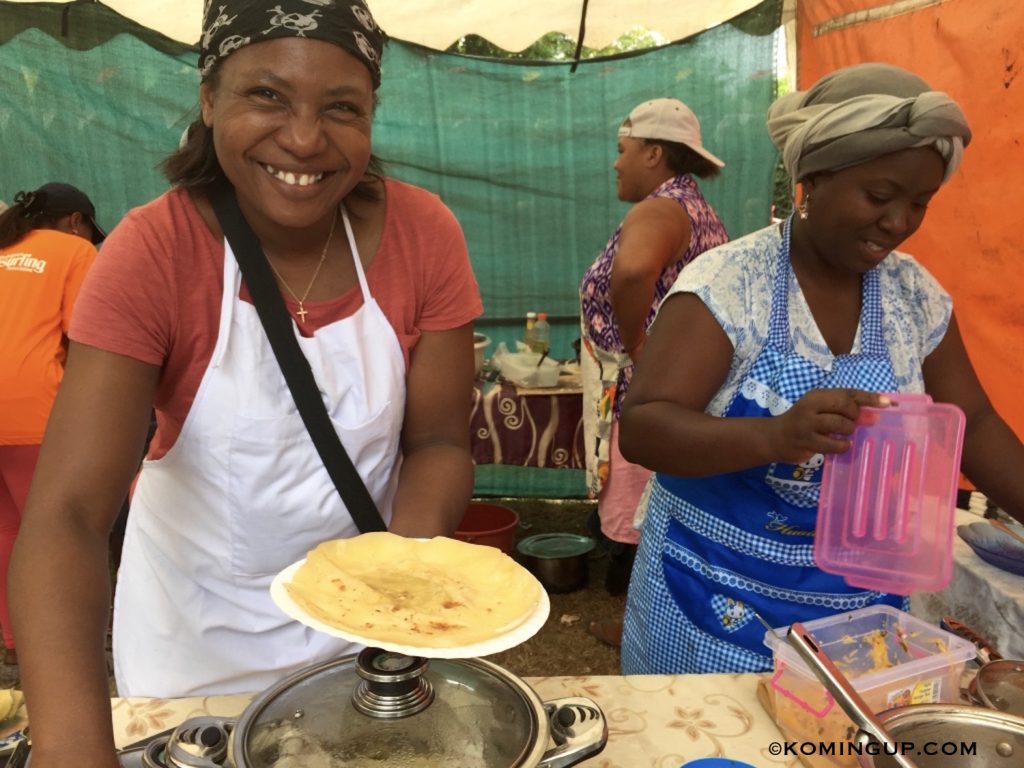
[786,622,921,768]
[535,350,550,368]
[750,607,775,634]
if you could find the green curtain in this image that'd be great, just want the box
[1,0,782,496]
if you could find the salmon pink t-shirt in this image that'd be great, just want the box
[1,229,97,444]
[70,179,482,459]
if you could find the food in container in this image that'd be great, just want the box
[764,605,975,768]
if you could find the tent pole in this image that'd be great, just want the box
[570,0,590,73]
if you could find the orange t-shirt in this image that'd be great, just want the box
[70,180,482,459]
[0,229,97,444]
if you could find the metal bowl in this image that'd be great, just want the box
[857,704,1024,767]
[972,659,1024,716]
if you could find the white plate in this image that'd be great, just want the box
[270,558,551,659]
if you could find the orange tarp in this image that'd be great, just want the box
[796,0,1024,448]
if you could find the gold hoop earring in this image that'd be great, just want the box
[797,195,810,220]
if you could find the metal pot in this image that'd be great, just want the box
[856,704,1024,767]
[516,534,595,594]
[120,648,606,768]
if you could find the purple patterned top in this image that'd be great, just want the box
[579,175,729,409]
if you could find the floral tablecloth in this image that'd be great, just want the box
[112,673,803,766]
[470,380,584,470]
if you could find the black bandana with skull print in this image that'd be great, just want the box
[199,0,386,88]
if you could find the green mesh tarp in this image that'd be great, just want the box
[380,11,782,357]
[1,0,782,496]
[0,2,199,231]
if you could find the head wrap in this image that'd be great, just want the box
[767,63,971,185]
[199,1,386,88]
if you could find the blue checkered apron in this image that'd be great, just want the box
[622,217,905,674]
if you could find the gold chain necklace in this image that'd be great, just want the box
[265,208,339,323]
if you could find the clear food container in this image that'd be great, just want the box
[764,605,976,768]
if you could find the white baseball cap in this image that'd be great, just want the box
[618,98,725,168]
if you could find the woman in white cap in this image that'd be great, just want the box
[618,63,1024,674]
[580,97,728,645]
[11,2,481,764]
[0,182,103,669]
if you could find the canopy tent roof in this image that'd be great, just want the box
[7,0,764,49]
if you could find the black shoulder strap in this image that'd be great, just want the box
[209,184,387,533]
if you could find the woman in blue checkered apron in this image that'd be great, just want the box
[621,216,909,673]
[618,63,1024,673]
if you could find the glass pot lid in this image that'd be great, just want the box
[231,648,549,768]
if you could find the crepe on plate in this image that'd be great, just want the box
[284,532,543,648]
[0,689,26,740]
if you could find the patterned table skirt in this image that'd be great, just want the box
[471,381,584,470]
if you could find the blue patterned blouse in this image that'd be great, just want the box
[662,224,953,416]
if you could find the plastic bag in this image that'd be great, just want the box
[492,342,561,387]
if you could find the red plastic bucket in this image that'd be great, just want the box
[454,503,520,555]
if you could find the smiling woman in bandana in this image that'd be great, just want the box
[616,63,1024,675]
[10,2,482,763]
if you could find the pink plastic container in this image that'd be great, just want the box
[815,393,965,594]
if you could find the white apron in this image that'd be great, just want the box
[113,209,405,697]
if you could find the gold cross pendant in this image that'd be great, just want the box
[296,304,309,323]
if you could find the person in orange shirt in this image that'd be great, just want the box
[0,182,104,666]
